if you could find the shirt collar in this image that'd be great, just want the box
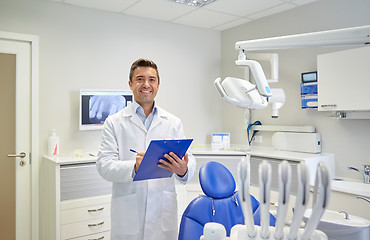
[132,100,157,116]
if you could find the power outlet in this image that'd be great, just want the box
[253,135,263,143]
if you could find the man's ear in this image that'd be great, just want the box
[128,80,133,89]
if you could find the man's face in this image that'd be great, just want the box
[129,66,159,106]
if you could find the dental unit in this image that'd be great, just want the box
[206,25,370,240]
[200,159,332,240]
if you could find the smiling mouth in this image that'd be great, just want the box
[140,89,152,94]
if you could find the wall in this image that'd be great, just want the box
[221,0,370,179]
[0,0,222,156]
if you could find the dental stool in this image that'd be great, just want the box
[178,161,276,240]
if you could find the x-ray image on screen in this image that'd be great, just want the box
[80,90,133,130]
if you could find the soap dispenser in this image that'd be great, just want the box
[48,129,59,156]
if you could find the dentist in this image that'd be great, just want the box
[96,58,196,240]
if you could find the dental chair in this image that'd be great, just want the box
[178,161,276,240]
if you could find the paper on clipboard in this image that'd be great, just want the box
[133,139,193,181]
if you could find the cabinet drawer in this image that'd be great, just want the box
[61,195,111,209]
[61,217,111,240]
[61,195,111,225]
[61,202,110,225]
[66,230,110,240]
[60,163,112,201]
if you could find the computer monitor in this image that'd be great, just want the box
[79,89,133,130]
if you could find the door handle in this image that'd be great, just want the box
[7,152,27,158]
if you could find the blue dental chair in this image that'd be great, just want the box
[178,161,276,240]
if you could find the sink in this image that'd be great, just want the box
[303,209,370,240]
[331,179,370,197]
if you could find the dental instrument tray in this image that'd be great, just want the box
[133,139,193,181]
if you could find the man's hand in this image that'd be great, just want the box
[158,152,189,177]
[134,152,145,173]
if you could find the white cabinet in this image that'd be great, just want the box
[60,196,111,240]
[42,156,112,240]
[317,46,370,111]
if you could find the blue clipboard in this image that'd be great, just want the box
[133,139,193,181]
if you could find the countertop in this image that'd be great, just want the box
[331,179,370,197]
[44,147,369,198]
[190,146,370,197]
[190,144,249,156]
[191,145,335,160]
[43,154,97,165]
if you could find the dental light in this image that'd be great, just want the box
[214,76,269,110]
[214,53,285,116]
[215,44,284,116]
[214,50,273,110]
[215,25,370,116]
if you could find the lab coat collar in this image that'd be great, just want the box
[150,107,168,131]
[121,101,167,118]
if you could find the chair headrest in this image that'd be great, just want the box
[199,161,236,199]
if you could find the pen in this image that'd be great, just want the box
[130,149,138,154]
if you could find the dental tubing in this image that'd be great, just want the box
[287,163,310,240]
[259,161,272,239]
[201,158,331,240]
[237,156,257,238]
[274,161,291,239]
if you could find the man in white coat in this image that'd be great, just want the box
[96,58,196,240]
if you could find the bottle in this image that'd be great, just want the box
[48,129,59,156]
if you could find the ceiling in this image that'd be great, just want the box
[51,0,318,31]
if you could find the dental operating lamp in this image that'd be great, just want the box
[214,50,285,117]
[215,25,370,117]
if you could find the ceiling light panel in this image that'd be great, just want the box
[170,0,216,7]
[290,0,318,6]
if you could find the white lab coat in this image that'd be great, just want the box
[96,103,196,240]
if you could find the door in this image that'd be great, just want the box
[0,38,32,239]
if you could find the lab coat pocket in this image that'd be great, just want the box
[111,194,139,235]
[161,191,178,231]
